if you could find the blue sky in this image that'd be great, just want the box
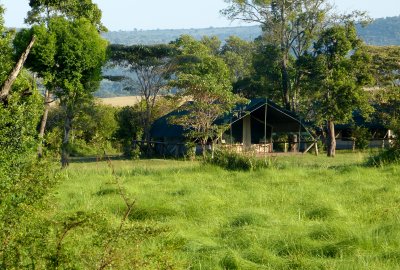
[2,0,399,31]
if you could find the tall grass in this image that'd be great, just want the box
[55,153,400,269]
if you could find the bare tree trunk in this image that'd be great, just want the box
[327,120,336,157]
[281,56,291,110]
[0,36,35,102]
[38,90,51,158]
[201,139,207,159]
[279,2,291,111]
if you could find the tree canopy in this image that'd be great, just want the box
[170,35,245,154]
[300,23,373,156]
[108,44,177,141]
[222,0,331,110]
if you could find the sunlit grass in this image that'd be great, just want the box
[55,152,400,269]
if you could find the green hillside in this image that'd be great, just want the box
[357,16,400,45]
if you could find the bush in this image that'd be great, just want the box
[352,126,370,150]
[367,148,400,166]
[367,125,399,166]
[115,106,143,157]
[206,149,271,171]
[45,103,119,157]
[0,81,60,268]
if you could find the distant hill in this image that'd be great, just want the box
[102,16,400,46]
[102,26,262,45]
[357,16,400,46]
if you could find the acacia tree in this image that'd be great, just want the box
[222,0,331,110]
[170,35,244,156]
[109,44,176,142]
[301,23,372,157]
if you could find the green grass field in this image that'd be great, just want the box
[56,152,400,269]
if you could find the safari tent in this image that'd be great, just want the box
[148,98,314,156]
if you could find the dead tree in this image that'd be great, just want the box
[0,36,36,103]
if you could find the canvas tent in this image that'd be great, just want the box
[149,98,313,156]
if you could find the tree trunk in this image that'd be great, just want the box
[61,107,73,168]
[201,139,208,159]
[281,55,291,110]
[38,90,51,158]
[279,2,291,111]
[0,36,36,102]
[327,120,336,157]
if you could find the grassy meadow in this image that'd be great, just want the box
[55,152,400,269]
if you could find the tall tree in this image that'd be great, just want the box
[170,35,245,156]
[109,44,176,142]
[19,0,106,158]
[17,17,107,167]
[222,0,331,110]
[300,23,372,157]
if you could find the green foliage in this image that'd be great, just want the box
[367,148,400,166]
[0,7,59,265]
[26,0,107,32]
[221,36,255,85]
[18,1,109,166]
[222,0,331,109]
[301,24,373,125]
[114,97,178,157]
[242,42,283,99]
[45,102,119,157]
[367,118,400,166]
[170,35,245,149]
[115,105,143,156]
[108,43,177,141]
[352,126,371,150]
[206,149,270,171]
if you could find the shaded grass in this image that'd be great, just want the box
[55,153,400,269]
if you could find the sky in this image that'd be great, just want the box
[1,0,399,31]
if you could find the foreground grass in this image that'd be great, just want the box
[57,153,400,269]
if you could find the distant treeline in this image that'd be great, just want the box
[102,16,400,46]
[102,26,262,45]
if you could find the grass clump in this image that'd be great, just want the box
[305,206,337,221]
[367,148,400,166]
[206,149,271,171]
[219,252,240,269]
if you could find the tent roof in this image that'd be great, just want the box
[150,98,308,139]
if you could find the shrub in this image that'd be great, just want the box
[206,149,270,171]
[367,148,400,166]
[0,82,60,268]
[352,126,370,150]
[46,103,119,157]
[367,126,399,166]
